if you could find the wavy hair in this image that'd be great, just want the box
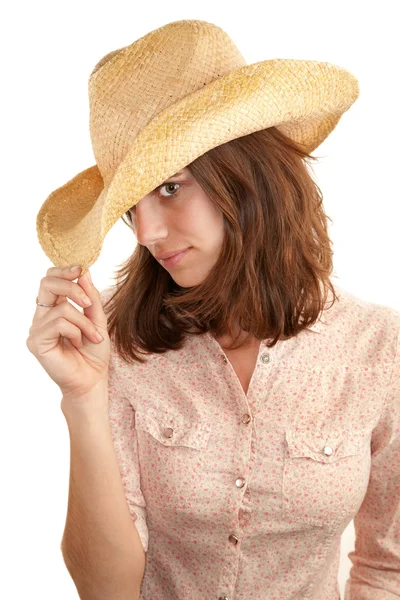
[102,126,338,365]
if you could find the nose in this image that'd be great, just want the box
[131,196,169,249]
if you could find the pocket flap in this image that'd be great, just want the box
[135,409,212,451]
[285,427,370,463]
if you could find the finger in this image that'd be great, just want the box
[36,317,84,353]
[75,269,107,331]
[36,266,82,312]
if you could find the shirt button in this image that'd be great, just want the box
[229,534,239,545]
[162,427,174,438]
[323,445,333,456]
[260,353,270,363]
[219,596,229,600]
[222,355,228,363]
[235,477,246,488]
[242,413,251,424]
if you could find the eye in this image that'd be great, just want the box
[128,181,181,216]
[158,182,181,197]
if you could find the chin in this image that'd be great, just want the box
[171,272,204,288]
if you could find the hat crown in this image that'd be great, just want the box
[88,20,247,185]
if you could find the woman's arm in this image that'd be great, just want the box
[61,394,145,600]
[344,322,400,599]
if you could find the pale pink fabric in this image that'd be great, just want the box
[100,284,400,600]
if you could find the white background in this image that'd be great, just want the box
[2,1,399,598]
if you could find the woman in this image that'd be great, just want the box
[28,19,400,600]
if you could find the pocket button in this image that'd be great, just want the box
[323,445,333,456]
[163,427,174,438]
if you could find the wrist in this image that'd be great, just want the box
[61,381,109,420]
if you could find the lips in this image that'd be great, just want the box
[157,247,190,260]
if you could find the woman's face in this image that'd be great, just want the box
[130,167,224,287]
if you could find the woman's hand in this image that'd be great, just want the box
[26,266,110,404]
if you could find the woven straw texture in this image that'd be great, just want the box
[36,20,360,270]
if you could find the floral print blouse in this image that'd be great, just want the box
[100,283,400,599]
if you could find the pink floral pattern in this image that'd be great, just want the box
[101,284,400,599]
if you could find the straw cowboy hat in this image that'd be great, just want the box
[36,19,360,272]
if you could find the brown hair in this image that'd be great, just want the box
[102,126,338,365]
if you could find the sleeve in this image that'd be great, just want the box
[100,288,149,553]
[344,318,400,599]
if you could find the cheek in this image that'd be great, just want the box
[186,205,222,232]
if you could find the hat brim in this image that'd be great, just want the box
[37,58,359,269]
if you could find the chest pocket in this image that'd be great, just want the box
[282,426,372,528]
[134,408,212,511]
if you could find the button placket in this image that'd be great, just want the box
[219,342,263,598]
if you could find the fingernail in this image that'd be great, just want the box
[82,295,92,306]
[70,266,81,273]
